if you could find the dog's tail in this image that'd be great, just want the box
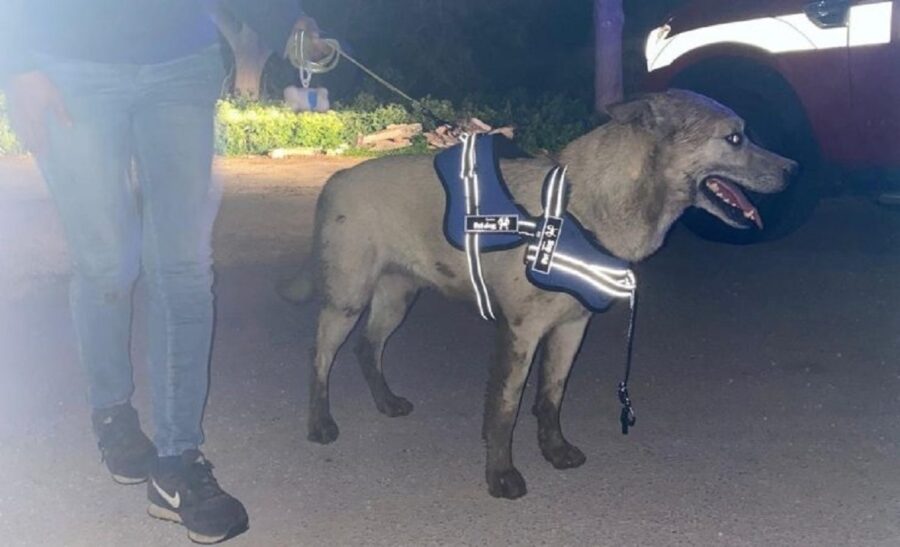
[277,213,325,306]
[277,171,341,305]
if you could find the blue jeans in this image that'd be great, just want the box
[35,45,225,457]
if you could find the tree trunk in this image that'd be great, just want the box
[211,6,273,99]
[594,0,625,113]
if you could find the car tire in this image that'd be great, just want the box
[672,60,821,244]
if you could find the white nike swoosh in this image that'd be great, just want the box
[152,480,181,509]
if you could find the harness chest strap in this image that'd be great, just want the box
[524,165,637,301]
[447,133,639,433]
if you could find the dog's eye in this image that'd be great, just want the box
[725,133,744,146]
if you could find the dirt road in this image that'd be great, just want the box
[1,156,900,546]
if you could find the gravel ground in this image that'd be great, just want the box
[1,156,900,546]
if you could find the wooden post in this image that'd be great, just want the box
[594,0,625,113]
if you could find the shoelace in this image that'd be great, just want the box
[186,458,224,499]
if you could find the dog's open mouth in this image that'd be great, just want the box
[701,177,763,229]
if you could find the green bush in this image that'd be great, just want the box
[449,92,599,153]
[0,94,23,155]
[335,95,413,141]
[339,91,599,155]
[0,92,597,157]
[216,100,343,155]
[214,97,416,155]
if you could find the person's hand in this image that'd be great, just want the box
[3,71,72,155]
[287,16,333,61]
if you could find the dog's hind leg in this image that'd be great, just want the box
[531,315,591,470]
[308,302,365,444]
[483,320,542,499]
[355,274,419,417]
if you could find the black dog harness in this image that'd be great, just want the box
[435,133,639,433]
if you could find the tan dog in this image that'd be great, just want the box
[283,90,796,498]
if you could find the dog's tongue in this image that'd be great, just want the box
[707,178,764,229]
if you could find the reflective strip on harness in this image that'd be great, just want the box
[435,133,531,251]
[434,133,635,316]
[524,165,636,312]
[460,133,496,320]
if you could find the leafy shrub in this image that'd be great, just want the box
[216,100,344,155]
[335,94,413,140]
[403,92,599,153]
[0,92,597,157]
[215,97,414,155]
[0,94,23,155]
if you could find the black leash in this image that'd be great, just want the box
[618,291,638,434]
[334,50,453,128]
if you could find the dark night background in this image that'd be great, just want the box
[268,0,687,103]
[5,0,900,544]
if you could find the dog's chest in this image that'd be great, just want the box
[433,134,635,315]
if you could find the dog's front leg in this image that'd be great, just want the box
[532,314,591,469]
[483,319,541,499]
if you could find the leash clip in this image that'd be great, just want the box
[617,382,636,435]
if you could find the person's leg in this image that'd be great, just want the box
[132,45,223,459]
[34,58,156,483]
[36,60,140,410]
[132,45,247,544]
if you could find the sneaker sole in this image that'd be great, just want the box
[148,503,241,545]
[111,474,147,485]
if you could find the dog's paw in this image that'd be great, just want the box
[487,468,527,499]
[542,442,586,470]
[377,395,414,417]
[308,416,340,444]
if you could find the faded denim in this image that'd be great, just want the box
[35,45,225,457]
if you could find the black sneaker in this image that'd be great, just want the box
[148,450,249,544]
[91,403,157,485]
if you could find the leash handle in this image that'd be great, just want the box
[290,30,341,89]
[288,29,453,128]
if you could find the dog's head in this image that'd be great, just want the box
[607,89,798,230]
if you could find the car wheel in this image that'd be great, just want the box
[673,61,821,244]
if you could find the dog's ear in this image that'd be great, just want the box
[606,96,660,130]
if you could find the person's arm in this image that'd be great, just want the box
[0,1,71,155]
[220,0,309,55]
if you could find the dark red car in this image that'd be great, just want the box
[643,0,900,242]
